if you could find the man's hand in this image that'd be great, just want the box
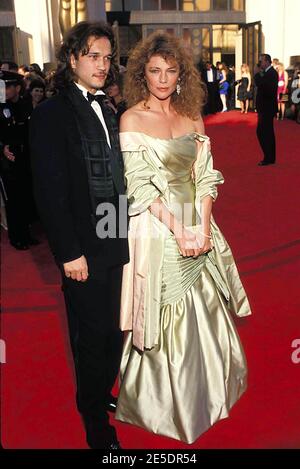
[3,145,15,162]
[63,255,89,282]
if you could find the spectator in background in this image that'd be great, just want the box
[277,62,289,120]
[237,64,252,114]
[29,63,46,80]
[106,76,127,123]
[218,62,229,112]
[0,71,38,249]
[23,72,44,93]
[272,58,280,71]
[254,54,278,166]
[291,68,300,124]
[227,65,236,111]
[202,61,221,114]
[215,61,221,80]
[1,61,19,73]
[28,79,46,110]
[18,65,31,76]
[45,71,58,98]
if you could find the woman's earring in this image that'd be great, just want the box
[176,81,181,95]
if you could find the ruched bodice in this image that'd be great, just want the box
[138,133,197,224]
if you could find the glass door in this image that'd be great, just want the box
[242,21,262,76]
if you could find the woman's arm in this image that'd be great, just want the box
[219,70,227,84]
[284,71,289,92]
[149,198,211,258]
[247,73,252,91]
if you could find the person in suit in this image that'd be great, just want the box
[0,70,38,250]
[30,21,129,449]
[202,61,222,114]
[254,54,278,166]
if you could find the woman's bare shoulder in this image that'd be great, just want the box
[120,103,145,132]
[193,115,205,135]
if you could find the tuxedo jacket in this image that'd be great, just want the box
[30,87,129,276]
[202,68,219,85]
[254,67,278,116]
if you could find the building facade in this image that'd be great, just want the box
[106,0,299,76]
[106,0,246,68]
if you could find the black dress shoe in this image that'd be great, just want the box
[84,416,119,449]
[258,160,275,166]
[106,395,117,413]
[11,241,29,250]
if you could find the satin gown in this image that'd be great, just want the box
[116,132,251,444]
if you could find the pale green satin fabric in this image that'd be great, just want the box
[116,132,251,443]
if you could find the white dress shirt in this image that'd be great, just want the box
[75,82,111,148]
[207,69,214,83]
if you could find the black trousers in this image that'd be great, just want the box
[256,112,276,163]
[205,82,222,114]
[62,265,123,425]
[2,171,30,244]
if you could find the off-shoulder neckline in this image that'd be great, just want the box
[119,131,208,141]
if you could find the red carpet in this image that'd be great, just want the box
[1,111,300,449]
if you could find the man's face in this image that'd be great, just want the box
[5,84,20,101]
[70,36,112,93]
[259,55,270,70]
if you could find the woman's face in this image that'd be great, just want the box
[144,55,180,100]
[31,87,44,103]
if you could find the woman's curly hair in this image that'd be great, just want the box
[124,32,207,119]
[53,21,118,90]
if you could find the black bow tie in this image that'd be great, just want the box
[86,91,106,105]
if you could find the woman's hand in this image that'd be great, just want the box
[197,236,213,256]
[174,227,212,258]
[174,227,200,258]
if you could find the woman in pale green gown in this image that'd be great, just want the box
[115,32,251,444]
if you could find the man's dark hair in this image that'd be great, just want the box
[54,21,117,90]
[261,54,272,64]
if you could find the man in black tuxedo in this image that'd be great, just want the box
[254,54,278,166]
[202,61,222,114]
[30,22,129,449]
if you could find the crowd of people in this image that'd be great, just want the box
[198,57,300,122]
